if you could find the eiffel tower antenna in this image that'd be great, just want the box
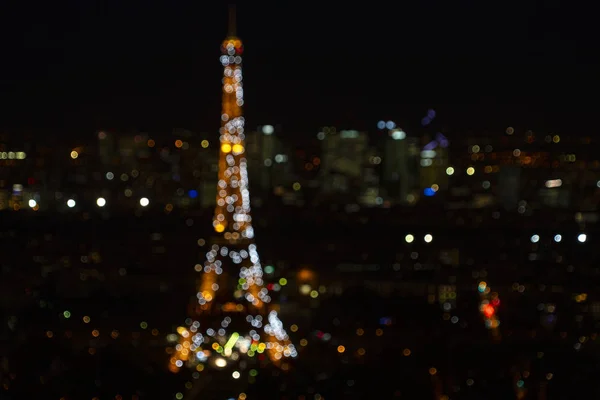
[228,4,236,37]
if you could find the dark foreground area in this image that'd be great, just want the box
[2,208,600,399]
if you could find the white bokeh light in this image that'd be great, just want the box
[96,197,106,207]
[530,234,540,243]
[139,197,149,207]
[214,357,226,368]
[578,233,587,243]
[28,199,37,208]
[67,199,76,208]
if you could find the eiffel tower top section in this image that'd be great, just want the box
[213,5,251,240]
[222,5,243,54]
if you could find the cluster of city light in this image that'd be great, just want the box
[0,151,26,159]
[40,196,148,209]
[478,281,501,333]
[404,233,433,243]
[530,233,587,243]
[170,35,296,380]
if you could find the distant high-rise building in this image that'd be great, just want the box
[382,128,421,204]
[420,133,449,197]
[245,125,293,194]
[97,131,115,165]
[498,166,521,210]
[319,127,368,197]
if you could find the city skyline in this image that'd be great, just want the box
[1,3,597,137]
[3,4,600,399]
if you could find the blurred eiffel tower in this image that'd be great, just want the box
[168,5,296,398]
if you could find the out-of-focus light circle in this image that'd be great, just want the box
[106,172,114,180]
[96,197,106,207]
[232,371,241,379]
[386,121,396,129]
[28,199,37,208]
[215,358,227,368]
[299,284,311,295]
[506,127,514,135]
[530,234,540,243]
[391,129,406,140]
[140,197,149,207]
[424,188,435,197]
[466,167,475,176]
[70,150,79,159]
[424,234,433,243]
[446,167,455,175]
[188,190,198,199]
[578,233,587,243]
[554,234,562,242]
[405,234,414,243]
[262,125,274,135]
[67,199,76,208]
[377,121,386,130]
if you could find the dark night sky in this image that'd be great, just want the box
[0,1,597,140]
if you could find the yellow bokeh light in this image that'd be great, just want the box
[215,223,225,233]
[466,167,475,176]
[232,144,244,154]
[70,150,78,159]
[201,140,209,148]
[337,345,345,353]
[221,143,232,153]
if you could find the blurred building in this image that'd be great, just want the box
[245,125,294,195]
[381,129,420,204]
[319,127,370,203]
[420,133,449,196]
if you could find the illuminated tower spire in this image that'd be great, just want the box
[169,8,296,383]
[228,4,236,37]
